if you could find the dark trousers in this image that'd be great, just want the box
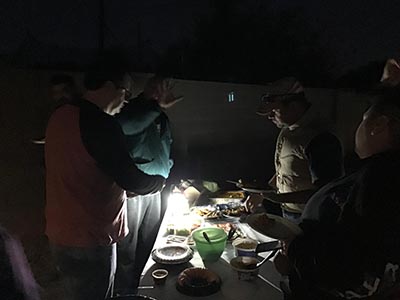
[51,243,116,300]
[115,192,162,294]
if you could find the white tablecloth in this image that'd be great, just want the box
[138,208,284,300]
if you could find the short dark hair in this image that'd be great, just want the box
[83,53,128,91]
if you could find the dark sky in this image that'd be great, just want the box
[1,0,400,76]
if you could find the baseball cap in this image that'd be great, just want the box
[256,77,305,116]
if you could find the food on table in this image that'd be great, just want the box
[209,190,245,205]
[220,205,246,217]
[214,191,245,199]
[166,235,187,243]
[176,267,221,296]
[166,224,190,236]
[192,206,221,219]
[166,227,190,236]
[214,222,231,231]
[232,237,258,257]
[166,215,203,236]
[151,244,193,265]
[236,241,257,249]
[177,267,219,286]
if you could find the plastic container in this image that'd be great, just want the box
[232,238,258,257]
[230,256,260,281]
[151,269,168,285]
[192,227,227,262]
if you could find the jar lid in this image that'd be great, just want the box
[192,227,227,243]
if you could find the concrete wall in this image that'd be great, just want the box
[129,76,371,182]
[0,67,372,239]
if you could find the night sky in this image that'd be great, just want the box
[1,0,400,76]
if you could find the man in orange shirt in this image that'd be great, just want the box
[45,57,165,300]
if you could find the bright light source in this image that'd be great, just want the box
[168,192,189,213]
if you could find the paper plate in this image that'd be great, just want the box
[246,213,302,240]
[241,187,274,194]
[151,244,193,265]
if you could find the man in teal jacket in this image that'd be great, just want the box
[114,76,182,293]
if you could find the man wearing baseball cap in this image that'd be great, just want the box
[245,77,344,223]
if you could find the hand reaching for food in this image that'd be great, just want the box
[244,194,264,213]
[273,251,291,275]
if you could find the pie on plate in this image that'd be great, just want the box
[151,244,193,265]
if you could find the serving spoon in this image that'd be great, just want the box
[203,232,211,243]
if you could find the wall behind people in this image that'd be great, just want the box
[130,74,367,182]
[0,67,372,236]
[0,65,82,241]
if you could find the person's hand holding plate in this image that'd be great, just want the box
[244,194,264,213]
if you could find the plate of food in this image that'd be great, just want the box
[246,213,302,240]
[191,206,221,219]
[220,205,247,220]
[240,186,274,194]
[151,244,193,265]
[209,190,246,205]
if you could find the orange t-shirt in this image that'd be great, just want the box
[45,104,128,247]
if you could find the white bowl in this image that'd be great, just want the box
[232,238,258,257]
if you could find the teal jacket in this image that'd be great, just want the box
[115,95,173,178]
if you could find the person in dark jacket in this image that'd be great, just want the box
[275,89,400,300]
[114,76,182,294]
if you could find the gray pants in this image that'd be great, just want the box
[115,192,162,294]
[51,243,116,300]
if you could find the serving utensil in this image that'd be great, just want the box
[203,232,211,243]
[253,248,280,268]
[227,227,237,240]
[226,180,241,186]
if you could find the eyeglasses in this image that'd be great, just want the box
[115,84,133,100]
[122,88,133,100]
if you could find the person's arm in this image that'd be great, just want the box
[264,189,316,204]
[285,222,358,297]
[268,174,277,190]
[116,98,162,135]
[305,132,344,187]
[243,175,277,211]
[352,156,400,262]
[80,105,165,195]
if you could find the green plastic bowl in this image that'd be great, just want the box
[192,227,227,262]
